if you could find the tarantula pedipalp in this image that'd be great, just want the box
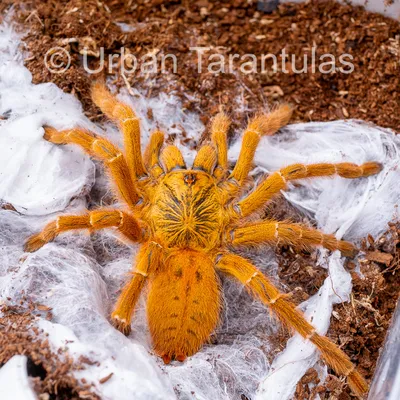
[25,83,381,397]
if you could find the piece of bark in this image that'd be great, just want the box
[365,250,393,266]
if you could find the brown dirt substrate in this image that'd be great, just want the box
[0,302,99,400]
[276,221,400,399]
[0,0,399,399]
[1,0,399,134]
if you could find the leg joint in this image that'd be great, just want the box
[277,171,287,184]
[269,293,285,305]
[109,153,123,163]
[345,365,356,377]
[134,270,148,278]
[122,116,139,123]
[245,271,259,285]
[305,329,316,340]
[247,128,262,138]
[118,211,124,228]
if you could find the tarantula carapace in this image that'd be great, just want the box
[25,83,381,396]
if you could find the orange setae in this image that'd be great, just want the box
[24,84,382,397]
[147,250,220,363]
[149,170,224,251]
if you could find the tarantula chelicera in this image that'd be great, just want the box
[25,84,381,396]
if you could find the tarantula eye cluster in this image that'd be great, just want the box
[25,83,381,396]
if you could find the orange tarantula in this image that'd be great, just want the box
[25,83,381,396]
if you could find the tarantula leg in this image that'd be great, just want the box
[44,127,139,207]
[92,83,146,179]
[236,161,382,218]
[215,252,368,397]
[143,130,165,179]
[111,242,162,335]
[193,144,217,174]
[24,210,143,252]
[111,274,145,336]
[159,145,186,172]
[220,104,292,197]
[229,220,357,257]
[210,112,230,180]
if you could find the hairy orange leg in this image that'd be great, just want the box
[92,83,146,178]
[159,144,186,173]
[193,144,217,174]
[229,220,357,257]
[220,104,292,197]
[237,161,382,218]
[24,210,143,252]
[44,127,139,207]
[138,130,166,201]
[111,241,162,335]
[215,253,368,397]
[143,130,165,179]
[210,112,230,180]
